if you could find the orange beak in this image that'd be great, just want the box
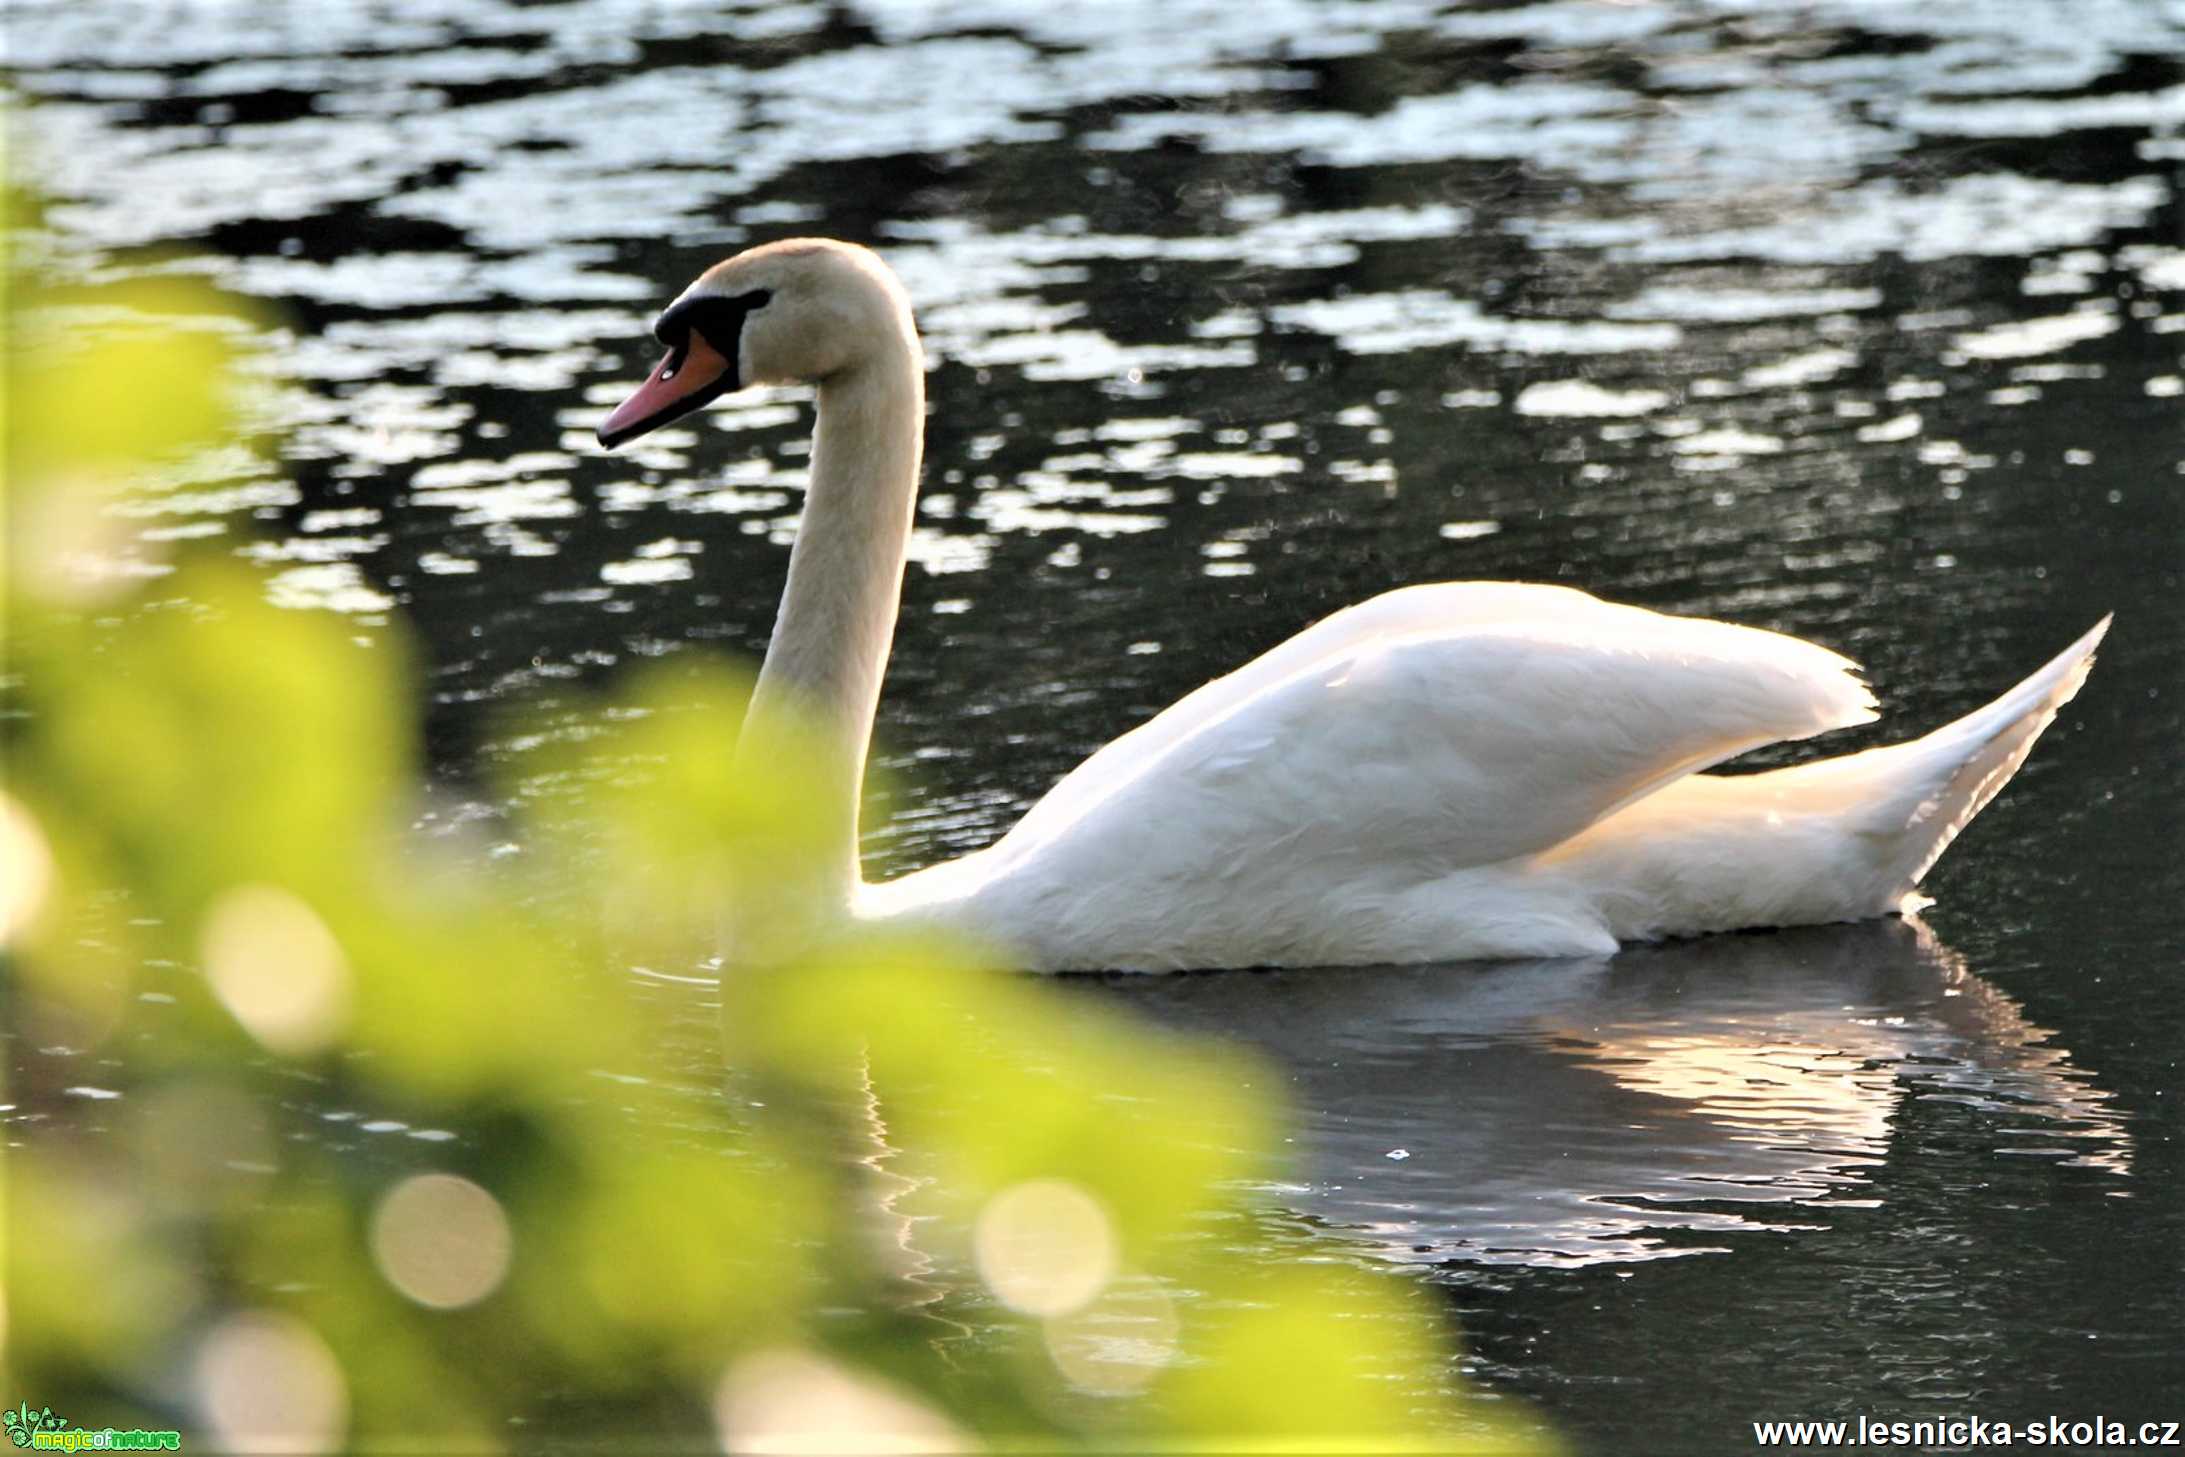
[597,330,737,449]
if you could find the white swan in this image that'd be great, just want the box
[596,238,2107,972]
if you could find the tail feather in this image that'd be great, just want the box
[1555,618,2110,942]
[1874,615,2109,896]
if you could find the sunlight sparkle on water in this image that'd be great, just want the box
[370,1173,514,1310]
[193,1311,348,1454]
[199,884,353,1056]
[713,1349,968,1455]
[973,1178,1118,1318]
[0,794,54,947]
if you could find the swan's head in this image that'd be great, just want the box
[597,238,913,449]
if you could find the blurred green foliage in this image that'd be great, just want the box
[0,151,1551,1452]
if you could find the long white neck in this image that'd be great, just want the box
[737,321,924,911]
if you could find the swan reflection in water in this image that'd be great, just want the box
[1087,917,2129,1268]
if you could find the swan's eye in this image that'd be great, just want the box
[654,290,774,352]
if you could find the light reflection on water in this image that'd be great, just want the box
[1094,918,2129,1269]
[8,0,2181,1441]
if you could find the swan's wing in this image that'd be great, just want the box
[1003,582,1609,847]
[991,583,1877,878]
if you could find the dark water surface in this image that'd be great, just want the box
[8,0,2181,1449]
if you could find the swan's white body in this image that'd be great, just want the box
[864,592,2104,969]
[600,239,2107,973]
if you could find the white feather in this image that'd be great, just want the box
[865,596,2103,970]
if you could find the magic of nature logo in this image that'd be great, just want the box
[2,1404,180,1451]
